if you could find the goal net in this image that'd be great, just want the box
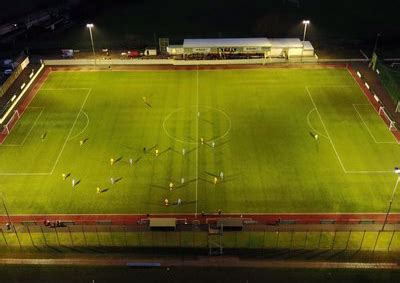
[379,106,396,131]
[1,110,20,136]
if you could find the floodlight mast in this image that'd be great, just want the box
[0,192,21,248]
[382,168,400,231]
[301,20,310,62]
[302,20,310,42]
[86,23,96,64]
[373,33,381,55]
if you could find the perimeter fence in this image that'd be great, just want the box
[2,219,400,254]
[375,60,400,105]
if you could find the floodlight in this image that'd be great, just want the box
[85,23,96,63]
[302,20,310,42]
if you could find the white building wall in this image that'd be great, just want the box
[302,50,315,57]
[287,48,303,57]
[270,48,284,57]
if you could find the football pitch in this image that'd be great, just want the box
[1,66,400,215]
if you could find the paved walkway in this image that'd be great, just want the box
[0,256,398,270]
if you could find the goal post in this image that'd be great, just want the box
[379,106,396,131]
[1,110,20,136]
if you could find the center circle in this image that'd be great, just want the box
[163,105,231,144]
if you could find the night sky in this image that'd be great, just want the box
[0,0,399,53]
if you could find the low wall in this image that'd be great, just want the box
[43,59,174,66]
[43,57,319,67]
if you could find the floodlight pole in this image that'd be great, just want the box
[373,33,381,55]
[382,173,400,231]
[0,192,21,248]
[86,24,96,64]
[301,20,310,62]
[302,20,310,42]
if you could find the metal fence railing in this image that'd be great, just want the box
[2,221,400,253]
[0,55,30,97]
[376,61,400,105]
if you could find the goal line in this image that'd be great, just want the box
[0,64,46,144]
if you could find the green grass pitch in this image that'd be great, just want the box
[1,67,399,215]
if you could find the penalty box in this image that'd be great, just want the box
[0,88,91,175]
[306,85,399,174]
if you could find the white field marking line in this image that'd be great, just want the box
[306,85,354,88]
[67,111,90,141]
[0,89,92,176]
[305,86,347,173]
[162,105,232,144]
[306,87,394,175]
[0,172,51,176]
[0,107,45,147]
[346,68,400,144]
[306,108,329,139]
[345,170,394,174]
[40,88,91,91]
[195,65,199,218]
[17,107,44,146]
[50,89,92,175]
[353,104,397,144]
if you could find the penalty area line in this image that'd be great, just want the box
[0,89,92,176]
[0,107,45,147]
[50,88,92,175]
[353,104,397,144]
[67,111,90,141]
[306,108,328,139]
[305,87,394,175]
[306,86,347,173]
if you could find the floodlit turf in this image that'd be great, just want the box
[1,67,400,215]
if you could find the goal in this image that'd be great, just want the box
[379,106,396,131]
[1,110,20,136]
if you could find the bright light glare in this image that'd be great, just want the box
[86,23,94,28]
[302,20,310,25]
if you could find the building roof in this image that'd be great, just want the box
[183,38,271,48]
[269,38,304,48]
[149,218,176,228]
[302,41,314,50]
[167,45,184,49]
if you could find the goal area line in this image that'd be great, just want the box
[347,66,400,143]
